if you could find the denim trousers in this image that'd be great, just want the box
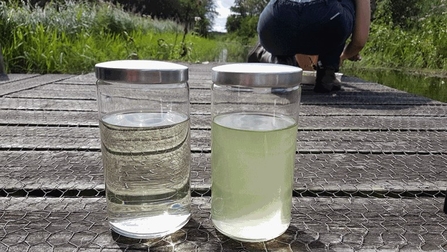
[257,0,355,70]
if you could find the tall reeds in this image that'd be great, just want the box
[0,1,240,73]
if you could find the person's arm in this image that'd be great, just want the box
[340,0,371,62]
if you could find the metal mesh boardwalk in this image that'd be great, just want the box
[1,63,447,251]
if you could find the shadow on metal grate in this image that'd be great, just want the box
[1,194,447,251]
[1,65,447,251]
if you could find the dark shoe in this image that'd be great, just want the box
[247,42,272,63]
[314,66,341,93]
[247,42,297,66]
[273,55,298,66]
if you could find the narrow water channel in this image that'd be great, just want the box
[342,68,447,103]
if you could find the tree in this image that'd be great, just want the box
[11,0,217,35]
[226,0,268,35]
[109,0,217,35]
[176,0,216,36]
[230,0,268,17]
[374,0,423,29]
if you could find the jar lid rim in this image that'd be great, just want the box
[212,63,302,87]
[95,60,188,83]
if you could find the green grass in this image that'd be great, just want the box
[0,1,247,74]
[339,0,447,102]
[1,0,447,76]
[351,0,447,71]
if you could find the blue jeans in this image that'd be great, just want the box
[257,0,355,70]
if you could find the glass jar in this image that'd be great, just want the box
[95,60,191,239]
[210,63,302,242]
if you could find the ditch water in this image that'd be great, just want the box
[343,68,447,103]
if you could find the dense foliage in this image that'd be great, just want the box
[357,0,447,70]
[0,1,247,73]
[1,0,446,74]
[7,0,217,36]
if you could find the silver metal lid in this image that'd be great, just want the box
[95,60,188,84]
[212,63,302,87]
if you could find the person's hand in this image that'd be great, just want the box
[339,52,361,67]
[348,53,362,61]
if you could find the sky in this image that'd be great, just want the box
[213,0,235,32]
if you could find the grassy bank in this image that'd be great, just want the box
[0,1,247,74]
[344,0,447,72]
[1,1,447,75]
[339,0,447,102]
